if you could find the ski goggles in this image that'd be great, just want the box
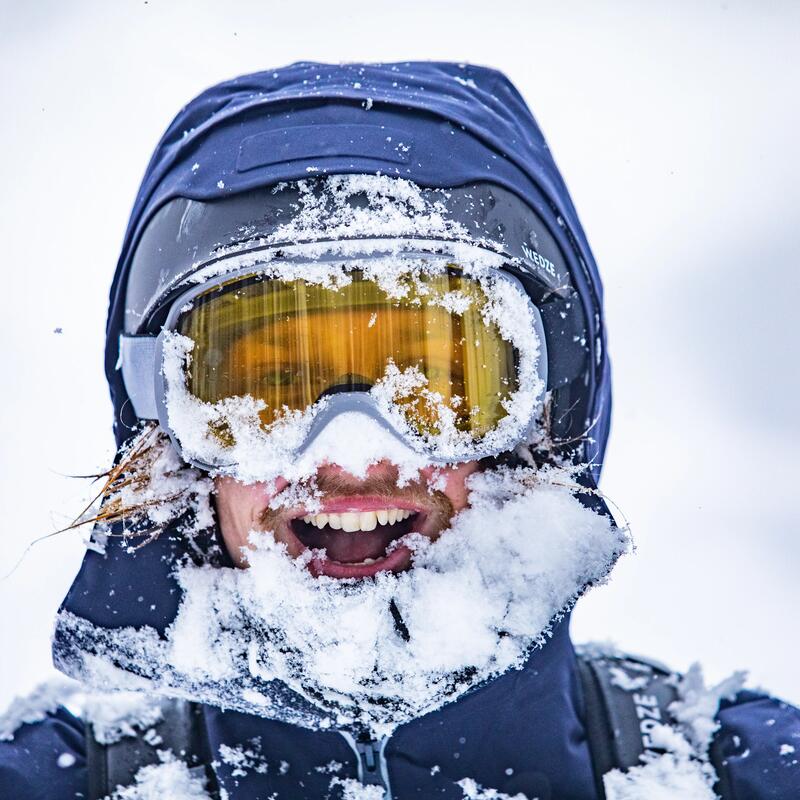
[120,253,547,471]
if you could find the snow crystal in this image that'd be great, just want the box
[330,776,385,799]
[669,663,746,752]
[57,752,76,768]
[56,464,628,735]
[218,738,269,776]
[603,753,717,800]
[0,677,81,741]
[88,424,214,544]
[457,777,530,799]
[780,743,796,756]
[110,751,212,799]
[83,691,163,744]
[647,723,694,758]
[187,175,506,287]
[609,666,650,692]
[316,760,343,774]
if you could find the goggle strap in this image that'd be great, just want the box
[119,334,159,420]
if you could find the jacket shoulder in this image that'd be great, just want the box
[0,706,86,799]
[714,690,800,798]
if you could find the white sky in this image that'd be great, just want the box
[0,0,798,711]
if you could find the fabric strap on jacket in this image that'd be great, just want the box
[86,698,219,799]
[575,651,731,798]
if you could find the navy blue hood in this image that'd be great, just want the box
[105,61,611,471]
[52,63,622,797]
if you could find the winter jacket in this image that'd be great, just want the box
[3,62,797,798]
[3,618,799,798]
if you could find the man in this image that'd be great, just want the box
[1,62,798,799]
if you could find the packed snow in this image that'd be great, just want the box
[109,751,212,799]
[55,462,627,734]
[603,752,717,800]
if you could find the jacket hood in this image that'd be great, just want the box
[105,61,611,471]
[53,63,625,755]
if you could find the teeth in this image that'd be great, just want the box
[359,512,377,531]
[340,512,360,532]
[299,508,414,532]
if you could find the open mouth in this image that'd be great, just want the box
[289,503,424,579]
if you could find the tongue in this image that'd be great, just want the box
[293,520,409,563]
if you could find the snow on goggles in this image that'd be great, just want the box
[120,256,547,472]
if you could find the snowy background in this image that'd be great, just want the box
[1,0,798,711]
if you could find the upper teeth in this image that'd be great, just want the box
[301,509,413,532]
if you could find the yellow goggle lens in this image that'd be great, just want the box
[178,270,518,440]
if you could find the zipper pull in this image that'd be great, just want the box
[338,730,393,798]
[355,737,383,785]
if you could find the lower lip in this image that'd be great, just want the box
[307,542,414,579]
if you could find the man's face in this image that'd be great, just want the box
[215,459,479,578]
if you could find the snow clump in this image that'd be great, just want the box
[109,751,212,799]
[56,464,628,735]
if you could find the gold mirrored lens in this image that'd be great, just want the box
[178,270,517,439]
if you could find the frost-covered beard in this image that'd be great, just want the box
[168,463,629,735]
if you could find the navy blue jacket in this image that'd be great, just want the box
[2,63,798,798]
[3,619,799,798]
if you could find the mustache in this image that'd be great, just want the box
[259,470,456,528]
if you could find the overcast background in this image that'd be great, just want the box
[1,0,798,711]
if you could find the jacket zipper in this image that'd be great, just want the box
[339,731,393,798]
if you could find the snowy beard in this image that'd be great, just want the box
[166,463,629,735]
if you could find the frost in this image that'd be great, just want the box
[457,778,530,799]
[55,465,628,735]
[110,751,212,799]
